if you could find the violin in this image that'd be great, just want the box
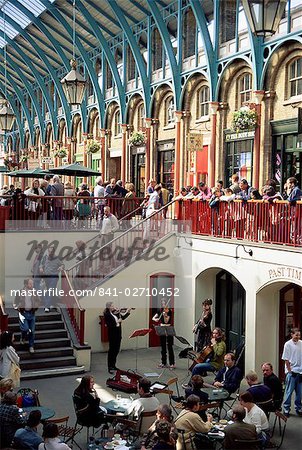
[189,345,213,371]
[114,307,136,314]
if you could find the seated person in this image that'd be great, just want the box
[192,328,226,377]
[245,371,273,404]
[128,378,160,433]
[142,404,177,450]
[261,362,283,410]
[0,377,14,398]
[152,420,176,450]
[174,395,213,450]
[213,353,242,394]
[185,375,209,421]
[73,375,107,428]
[223,405,258,449]
[239,391,270,447]
[0,391,25,448]
[38,423,72,450]
[13,409,43,450]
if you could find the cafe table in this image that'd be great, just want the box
[21,406,55,421]
[102,398,133,415]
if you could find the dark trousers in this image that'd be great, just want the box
[108,328,122,369]
[160,335,175,365]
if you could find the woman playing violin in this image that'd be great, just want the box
[103,302,132,374]
[193,299,213,352]
[152,299,175,369]
[191,327,226,377]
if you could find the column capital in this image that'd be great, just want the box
[182,110,191,119]
[264,90,276,100]
[100,128,106,138]
[121,124,128,134]
[67,137,72,144]
[219,102,229,111]
[151,118,159,126]
[144,118,152,129]
[253,90,265,104]
[174,111,183,122]
[210,102,220,114]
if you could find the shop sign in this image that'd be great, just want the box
[41,157,53,164]
[226,131,255,141]
[188,133,203,152]
[28,159,40,169]
[268,266,301,282]
[131,146,145,155]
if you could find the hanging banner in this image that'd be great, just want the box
[187,133,203,152]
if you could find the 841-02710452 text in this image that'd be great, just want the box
[97,287,180,297]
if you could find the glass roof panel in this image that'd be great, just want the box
[0,0,56,48]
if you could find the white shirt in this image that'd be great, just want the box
[100,214,119,235]
[38,438,71,450]
[127,396,160,420]
[94,184,105,204]
[243,404,269,434]
[282,339,302,374]
[146,191,160,213]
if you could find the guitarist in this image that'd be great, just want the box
[153,299,175,369]
[192,327,226,377]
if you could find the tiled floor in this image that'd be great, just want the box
[22,347,301,449]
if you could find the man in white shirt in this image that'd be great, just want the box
[100,206,119,246]
[282,328,302,416]
[127,378,159,433]
[93,176,105,220]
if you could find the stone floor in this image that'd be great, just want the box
[21,347,302,449]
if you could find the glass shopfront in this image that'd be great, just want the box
[131,148,145,197]
[225,132,253,186]
[157,141,175,194]
[273,133,302,189]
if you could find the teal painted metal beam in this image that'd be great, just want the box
[86,0,137,25]
[0,50,44,140]
[107,0,150,116]
[72,0,125,121]
[2,34,56,138]
[247,30,264,90]
[0,79,31,147]
[189,0,216,101]
[131,0,149,16]
[146,0,181,109]
[42,0,105,130]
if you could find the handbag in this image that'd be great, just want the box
[9,361,21,388]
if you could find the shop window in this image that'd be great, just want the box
[106,61,113,89]
[225,138,253,186]
[238,73,252,107]
[137,103,145,130]
[197,86,209,118]
[165,97,175,126]
[115,47,123,79]
[127,45,135,81]
[183,8,196,58]
[152,29,163,71]
[289,58,302,98]
[96,58,102,89]
[114,110,121,136]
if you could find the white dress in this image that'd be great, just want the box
[0,345,20,378]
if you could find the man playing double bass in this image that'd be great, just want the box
[153,299,175,369]
[192,327,226,377]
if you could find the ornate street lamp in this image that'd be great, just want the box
[242,0,287,36]
[60,0,86,105]
[0,101,15,131]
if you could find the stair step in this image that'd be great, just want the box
[7,311,61,324]
[19,347,73,360]
[21,365,85,380]
[20,356,77,370]
[14,337,71,351]
[9,320,65,332]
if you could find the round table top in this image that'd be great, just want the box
[103,398,132,415]
[202,387,230,401]
[22,406,55,421]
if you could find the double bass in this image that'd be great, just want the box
[189,345,213,372]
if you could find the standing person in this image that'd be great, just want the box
[24,179,45,221]
[160,183,170,218]
[282,328,302,416]
[39,244,64,312]
[152,299,175,369]
[0,332,20,386]
[63,181,75,221]
[192,328,226,377]
[229,174,241,194]
[51,175,64,221]
[13,409,43,450]
[100,206,119,246]
[147,179,156,194]
[285,177,302,202]
[103,302,132,373]
[261,362,283,410]
[15,278,40,354]
[193,299,213,352]
[94,176,105,222]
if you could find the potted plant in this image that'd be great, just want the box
[129,131,146,146]
[232,106,258,132]
[87,140,100,154]
[54,148,67,158]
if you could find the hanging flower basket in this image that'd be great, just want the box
[232,106,258,132]
[129,131,146,146]
[54,148,67,158]
[87,140,100,154]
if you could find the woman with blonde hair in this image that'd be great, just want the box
[24,179,45,221]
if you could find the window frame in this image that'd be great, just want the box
[289,58,302,98]
[197,85,210,118]
[165,96,175,126]
[114,110,121,137]
[238,73,252,107]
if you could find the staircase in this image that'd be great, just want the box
[7,308,85,380]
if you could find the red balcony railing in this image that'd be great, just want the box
[177,199,302,247]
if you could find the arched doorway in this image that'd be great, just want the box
[279,283,302,379]
[215,270,246,355]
